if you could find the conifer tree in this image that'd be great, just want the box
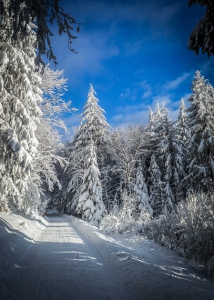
[149,155,162,216]
[186,71,214,192]
[174,98,188,200]
[188,0,214,57]
[76,140,105,226]
[146,105,178,215]
[76,83,109,147]
[134,165,153,215]
[156,105,175,211]
[176,98,189,143]
[67,84,109,213]
[0,11,42,211]
[144,103,163,165]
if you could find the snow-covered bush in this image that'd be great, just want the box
[101,192,152,234]
[176,193,214,275]
[100,210,118,234]
[142,212,180,250]
[115,192,138,234]
[142,192,214,276]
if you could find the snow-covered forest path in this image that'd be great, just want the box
[1,214,214,300]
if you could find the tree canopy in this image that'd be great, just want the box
[188,0,214,56]
[2,0,79,64]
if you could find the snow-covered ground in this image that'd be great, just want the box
[0,212,214,300]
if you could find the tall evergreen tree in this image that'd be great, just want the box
[77,83,109,146]
[149,155,162,217]
[174,98,188,200]
[186,71,214,192]
[176,98,189,143]
[134,165,153,215]
[76,140,105,226]
[145,105,175,214]
[66,84,109,213]
[0,12,42,211]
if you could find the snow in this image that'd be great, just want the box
[0,212,214,300]
[0,51,9,72]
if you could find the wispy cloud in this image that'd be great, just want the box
[111,110,149,127]
[139,81,152,99]
[64,113,80,128]
[120,80,152,102]
[112,89,186,128]
[163,72,191,91]
[52,28,120,86]
[120,88,131,99]
[50,0,187,96]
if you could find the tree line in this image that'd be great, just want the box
[52,71,214,227]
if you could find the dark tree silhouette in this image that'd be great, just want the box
[188,0,214,56]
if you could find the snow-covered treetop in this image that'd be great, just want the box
[74,84,109,146]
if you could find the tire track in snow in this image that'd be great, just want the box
[1,215,128,300]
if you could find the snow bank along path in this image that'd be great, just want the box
[0,212,214,300]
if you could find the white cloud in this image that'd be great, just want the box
[139,81,152,99]
[64,113,81,128]
[111,110,149,127]
[120,88,131,99]
[120,80,152,102]
[152,94,172,106]
[51,28,120,86]
[163,72,191,91]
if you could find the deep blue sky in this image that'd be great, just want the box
[48,0,214,141]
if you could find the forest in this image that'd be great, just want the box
[0,0,214,278]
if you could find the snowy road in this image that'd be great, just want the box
[1,214,214,300]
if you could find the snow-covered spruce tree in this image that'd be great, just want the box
[75,83,109,149]
[134,165,153,215]
[176,98,189,143]
[144,104,163,172]
[19,64,72,214]
[0,11,42,211]
[66,84,109,213]
[174,98,189,200]
[149,155,162,217]
[0,0,78,212]
[186,71,214,192]
[76,140,105,226]
[146,105,175,215]
[155,105,176,211]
